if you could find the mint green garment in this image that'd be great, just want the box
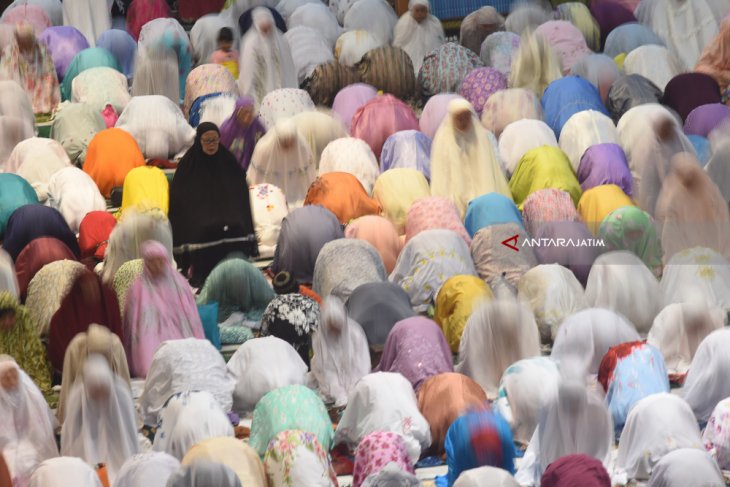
[0,174,38,237]
[249,384,334,456]
[195,257,275,322]
[61,47,121,101]
[598,205,663,276]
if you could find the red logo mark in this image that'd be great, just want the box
[501,234,519,252]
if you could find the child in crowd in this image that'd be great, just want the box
[209,27,239,78]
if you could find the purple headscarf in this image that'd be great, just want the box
[419,93,464,140]
[38,26,89,81]
[577,143,634,195]
[331,83,378,133]
[541,454,611,487]
[458,67,507,115]
[532,220,599,286]
[589,0,636,50]
[683,103,730,138]
[219,96,267,172]
[379,130,432,180]
[374,316,454,391]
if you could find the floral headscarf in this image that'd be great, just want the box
[353,431,415,487]
[260,294,320,366]
[264,430,338,487]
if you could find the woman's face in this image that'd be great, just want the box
[0,367,18,391]
[236,106,254,127]
[200,130,220,156]
[259,20,273,36]
[0,310,16,331]
[411,4,429,23]
[146,256,168,279]
[454,110,473,132]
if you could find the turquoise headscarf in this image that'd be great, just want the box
[464,193,524,238]
[0,174,38,237]
[249,385,334,456]
[61,47,121,100]
[196,257,275,322]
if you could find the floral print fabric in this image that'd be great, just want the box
[458,67,507,115]
[353,431,414,487]
[264,430,338,487]
[703,398,730,470]
[418,42,484,98]
[0,41,60,115]
[260,294,320,365]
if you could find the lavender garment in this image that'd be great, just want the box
[379,130,432,180]
[219,96,266,172]
[419,93,464,140]
[531,220,599,286]
[577,143,634,195]
[38,26,89,81]
[458,67,507,115]
[683,103,730,137]
[331,83,378,133]
[96,29,137,79]
[374,316,454,390]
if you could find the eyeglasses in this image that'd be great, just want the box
[201,137,219,145]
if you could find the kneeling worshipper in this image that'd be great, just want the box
[0,22,59,118]
[353,431,419,487]
[60,354,139,483]
[0,357,58,487]
[169,122,258,287]
[114,452,181,487]
[393,0,445,75]
[0,292,52,398]
[430,99,511,218]
[181,437,267,487]
[264,430,338,487]
[122,240,205,378]
[167,461,241,487]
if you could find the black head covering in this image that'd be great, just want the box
[273,271,298,295]
[169,122,258,286]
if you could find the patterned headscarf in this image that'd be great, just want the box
[261,294,320,366]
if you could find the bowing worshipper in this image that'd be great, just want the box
[353,431,419,487]
[264,431,338,487]
[181,437,267,487]
[114,452,181,487]
[430,99,511,218]
[237,7,297,107]
[167,461,241,487]
[696,17,730,101]
[0,357,58,487]
[169,122,258,287]
[218,96,266,172]
[393,0,444,75]
[122,241,205,378]
[0,22,59,117]
[0,292,52,398]
[60,354,139,483]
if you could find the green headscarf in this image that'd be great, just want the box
[598,206,663,277]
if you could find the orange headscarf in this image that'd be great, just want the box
[416,372,488,455]
[345,215,402,273]
[696,18,730,92]
[83,128,145,198]
[303,172,381,225]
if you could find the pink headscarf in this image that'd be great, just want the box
[351,94,419,160]
[122,240,205,378]
[345,215,402,274]
[353,431,415,487]
[405,196,472,246]
[535,20,592,75]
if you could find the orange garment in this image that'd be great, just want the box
[416,372,488,455]
[303,172,382,225]
[345,215,402,273]
[83,128,145,198]
[696,18,730,92]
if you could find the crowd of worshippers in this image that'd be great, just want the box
[1,0,730,485]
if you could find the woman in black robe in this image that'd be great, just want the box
[169,122,258,287]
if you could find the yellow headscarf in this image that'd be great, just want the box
[434,275,493,352]
[577,183,634,235]
[372,168,430,235]
[116,166,169,219]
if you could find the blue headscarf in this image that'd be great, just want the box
[441,410,517,487]
[464,193,523,238]
[96,29,137,80]
[2,204,80,260]
[687,135,712,167]
[380,130,432,180]
[541,76,608,138]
